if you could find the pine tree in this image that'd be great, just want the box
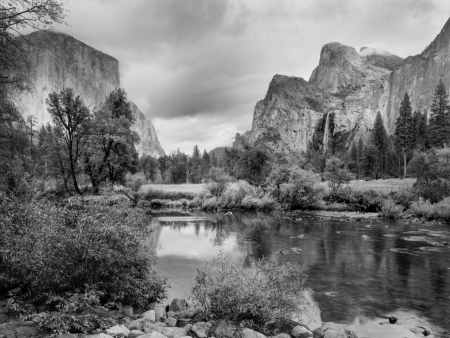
[371,112,388,178]
[357,137,364,178]
[394,92,413,178]
[349,141,358,174]
[428,79,450,148]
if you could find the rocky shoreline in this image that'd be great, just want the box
[0,296,362,338]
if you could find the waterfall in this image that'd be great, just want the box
[323,112,330,154]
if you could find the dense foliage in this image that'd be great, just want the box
[0,197,167,309]
[192,254,308,332]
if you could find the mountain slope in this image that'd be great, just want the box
[9,30,165,157]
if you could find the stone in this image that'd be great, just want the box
[56,334,77,338]
[272,334,290,338]
[128,318,159,331]
[154,303,167,321]
[291,325,313,338]
[123,305,134,317]
[239,328,266,338]
[207,320,237,338]
[143,322,167,334]
[313,322,358,338]
[86,334,114,338]
[176,319,193,327]
[160,324,192,338]
[170,299,187,312]
[139,332,167,338]
[190,322,212,338]
[165,317,178,327]
[143,310,156,321]
[105,324,130,337]
[192,312,206,323]
[129,330,146,338]
[180,308,202,319]
[167,311,177,318]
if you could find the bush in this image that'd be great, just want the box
[205,167,233,197]
[191,254,308,332]
[142,189,195,201]
[0,197,167,308]
[380,199,403,221]
[410,197,450,222]
[279,169,323,209]
[323,188,385,212]
[220,180,256,208]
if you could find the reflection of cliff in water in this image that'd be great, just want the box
[155,211,450,331]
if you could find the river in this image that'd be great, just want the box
[152,211,450,338]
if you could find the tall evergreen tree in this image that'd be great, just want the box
[371,112,388,178]
[394,92,413,178]
[357,137,364,178]
[428,79,450,148]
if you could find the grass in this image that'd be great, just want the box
[141,184,205,194]
[319,178,416,193]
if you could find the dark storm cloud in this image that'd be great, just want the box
[56,0,450,152]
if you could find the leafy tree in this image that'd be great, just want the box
[139,155,160,181]
[394,92,413,178]
[371,112,388,178]
[428,79,450,148]
[84,89,139,192]
[0,0,66,88]
[47,89,90,194]
[323,157,353,193]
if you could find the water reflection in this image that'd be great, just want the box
[153,212,450,337]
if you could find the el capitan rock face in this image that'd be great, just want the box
[236,17,450,153]
[9,30,164,157]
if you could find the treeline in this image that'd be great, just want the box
[346,79,448,180]
[0,87,141,194]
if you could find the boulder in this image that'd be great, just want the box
[154,303,167,321]
[143,310,156,321]
[189,322,212,338]
[165,317,178,327]
[291,325,313,338]
[166,311,177,318]
[160,324,193,338]
[313,322,358,338]
[272,334,290,338]
[129,330,146,338]
[139,332,168,338]
[86,334,114,338]
[238,328,266,338]
[170,299,187,312]
[180,308,202,319]
[207,320,237,338]
[105,324,130,337]
[143,322,167,334]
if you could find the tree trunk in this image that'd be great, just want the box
[403,151,407,179]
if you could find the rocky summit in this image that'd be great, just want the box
[8,31,165,157]
[234,17,450,153]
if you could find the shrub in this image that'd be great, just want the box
[322,157,353,193]
[220,180,256,208]
[205,167,233,197]
[388,186,417,209]
[0,197,167,308]
[22,289,116,335]
[202,197,219,210]
[279,169,323,209]
[380,199,403,221]
[323,188,385,212]
[410,197,450,223]
[191,254,308,332]
[143,189,195,201]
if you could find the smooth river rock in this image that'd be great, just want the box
[313,322,358,338]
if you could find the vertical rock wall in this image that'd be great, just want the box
[9,30,165,157]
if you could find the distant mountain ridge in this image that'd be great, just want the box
[8,30,165,157]
[234,17,450,153]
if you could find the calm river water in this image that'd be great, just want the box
[153,211,450,338]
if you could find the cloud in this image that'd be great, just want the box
[55,0,450,153]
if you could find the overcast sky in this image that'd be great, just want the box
[54,0,450,154]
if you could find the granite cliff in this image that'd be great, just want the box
[9,30,165,157]
[235,17,450,153]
